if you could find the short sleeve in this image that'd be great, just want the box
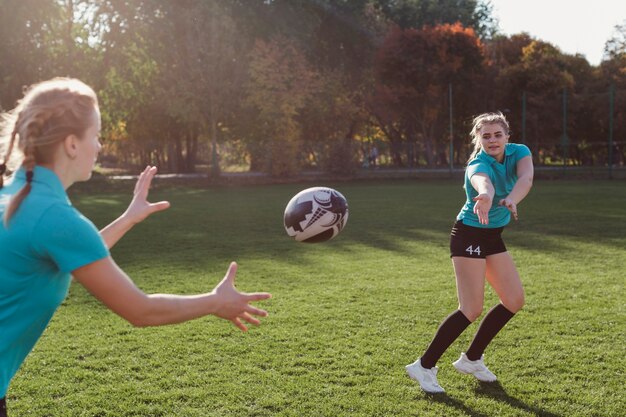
[32,204,109,273]
[466,158,490,180]
[513,144,531,163]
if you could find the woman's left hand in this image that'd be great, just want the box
[499,198,518,220]
[123,166,170,225]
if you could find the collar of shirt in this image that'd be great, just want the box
[14,165,70,204]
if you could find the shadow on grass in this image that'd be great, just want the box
[425,381,563,417]
[474,381,562,417]
[426,393,491,417]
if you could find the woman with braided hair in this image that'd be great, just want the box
[0,78,271,416]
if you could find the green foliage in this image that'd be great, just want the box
[6,179,626,416]
[1,1,624,173]
[246,36,320,176]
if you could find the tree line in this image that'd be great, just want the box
[1,0,625,176]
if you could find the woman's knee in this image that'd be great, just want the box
[459,305,483,322]
[501,292,525,313]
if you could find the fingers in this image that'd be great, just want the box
[224,262,238,284]
[473,204,488,225]
[479,210,488,225]
[135,166,158,197]
[133,166,150,195]
[150,201,171,213]
[232,318,248,332]
[472,194,490,225]
[143,166,158,190]
[499,199,518,220]
[240,312,261,326]
[245,292,272,302]
[245,304,268,317]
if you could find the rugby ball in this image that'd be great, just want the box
[284,187,349,243]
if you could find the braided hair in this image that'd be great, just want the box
[0,78,98,225]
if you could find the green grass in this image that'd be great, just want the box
[7,179,626,416]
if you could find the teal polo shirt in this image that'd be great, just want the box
[0,166,109,397]
[457,143,532,228]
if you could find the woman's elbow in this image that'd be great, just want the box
[122,311,152,327]
[117,297,157,327]
[523,174,533,188]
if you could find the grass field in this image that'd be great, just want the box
[7,179,625,416]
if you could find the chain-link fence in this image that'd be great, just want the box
[364,85,625,179]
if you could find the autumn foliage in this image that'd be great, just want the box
[372,23,484,166]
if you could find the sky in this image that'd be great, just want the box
[489,0,626,65]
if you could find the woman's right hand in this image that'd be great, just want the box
[124,166,170,225]
[211,262,272,331]
[473,193,492,225]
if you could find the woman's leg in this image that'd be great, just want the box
[454,257,488,322]
[420,257,486,368]
[465,251,524,360]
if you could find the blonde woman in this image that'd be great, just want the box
[406,112,533,393]
[0,78,271,415]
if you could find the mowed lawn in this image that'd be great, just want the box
[7,179,625,417]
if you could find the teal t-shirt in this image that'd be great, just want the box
[0,166,109,397]
[456,143,532,228]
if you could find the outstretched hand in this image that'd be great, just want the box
[124,166,170,225]
[472,193,492,225]
[212,262,272,332]
[499,198,518,221]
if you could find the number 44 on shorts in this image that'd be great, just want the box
[466,245,481,256]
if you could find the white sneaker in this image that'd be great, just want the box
[452,353,497,382]
[405,359,445,393]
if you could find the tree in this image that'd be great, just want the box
[599,22,626,166]
[246,36,320,176]
[496,40,576,162]
[372,23,485,166]
[88,0,250,173]
[0,0,99,110]
[603,20,626,61]
[373,0,497,39]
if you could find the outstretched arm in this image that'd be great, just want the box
[100,166,170,249]
[72,259,271,331]
[499,156,534,220]
[470,173,495,225]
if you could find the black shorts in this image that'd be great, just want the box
[0,397,6,417]
[449,220,507,259]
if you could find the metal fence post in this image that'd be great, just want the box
[521,91,526,144]
[609,83,614,179]
[449,83,454,176]
[562,88,568,173]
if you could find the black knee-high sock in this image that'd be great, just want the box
[465,304,515,361]
[420,310,472,369]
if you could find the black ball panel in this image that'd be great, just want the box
[302,228,335,243]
